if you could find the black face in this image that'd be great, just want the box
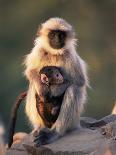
[48,30,67,49]
[40,66,63,84]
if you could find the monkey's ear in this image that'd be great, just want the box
[37,25,43,37]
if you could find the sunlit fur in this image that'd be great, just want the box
[24,17,88,134]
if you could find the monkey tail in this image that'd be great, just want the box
[8,91,27,148]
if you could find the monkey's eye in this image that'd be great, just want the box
[51,32,55,37]
[48,32,55,39]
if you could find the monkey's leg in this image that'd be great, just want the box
[34,85,84,146]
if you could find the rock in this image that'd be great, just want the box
[6,115,116,155]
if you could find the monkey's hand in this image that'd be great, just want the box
[34,128,59,146]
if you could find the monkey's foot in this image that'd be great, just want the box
[34,128,59,146]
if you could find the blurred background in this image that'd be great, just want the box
[0,0,116,133]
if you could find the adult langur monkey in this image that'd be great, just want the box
[24,17,88,146]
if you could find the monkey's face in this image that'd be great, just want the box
[37,18,76,55]
[41,71,64,85]
[48,30,67,49]
[40,67,64,85]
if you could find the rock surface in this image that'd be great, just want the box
[6,115,116,155]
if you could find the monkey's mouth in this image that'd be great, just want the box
[49,41,65,49]
[49,79,63,85]
[53,43,65,49]
[55,78,64,84]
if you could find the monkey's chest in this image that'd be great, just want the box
[40,51,66,67]
[36,94,63,128]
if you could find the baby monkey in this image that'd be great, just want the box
[8,66,69,148]
[36,66,68,128]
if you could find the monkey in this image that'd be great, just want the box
[40,66,64,85]
[24,17,88,146]
[0,120,5,155]
[8,65,69,148]
[35,66,70,129]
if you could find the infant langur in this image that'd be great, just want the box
[36,66,70,130]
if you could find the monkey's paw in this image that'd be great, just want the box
[34,128,59,146]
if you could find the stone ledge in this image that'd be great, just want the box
[6,115,116,155]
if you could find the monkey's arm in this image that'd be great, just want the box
[51,57,88,133]
[24,46,44,95]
